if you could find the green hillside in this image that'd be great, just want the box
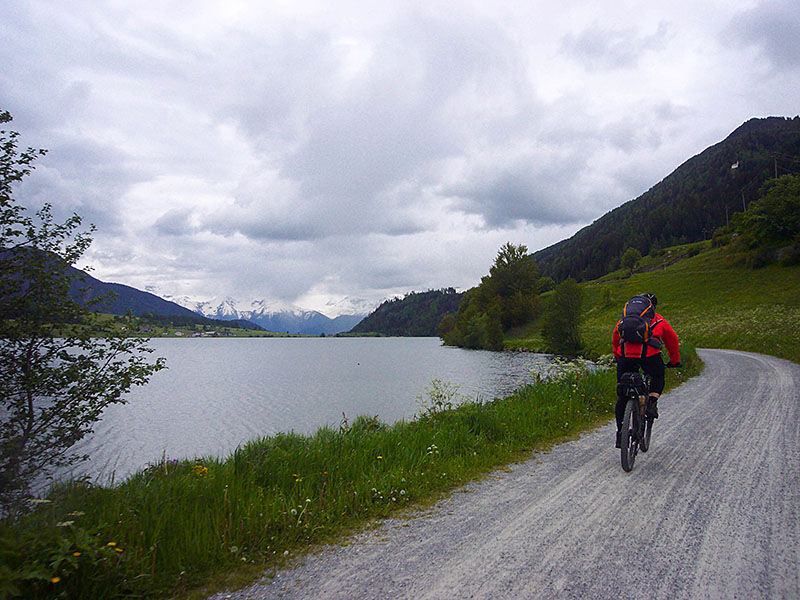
[534,116,800,282]
[508,245,800,365]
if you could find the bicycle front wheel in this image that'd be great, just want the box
[620,399,637,472]
[640,417,653,453]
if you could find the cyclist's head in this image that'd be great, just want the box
[642,292,658,307]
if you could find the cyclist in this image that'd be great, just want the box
[612,293,681,448]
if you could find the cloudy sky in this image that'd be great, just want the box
[2,0,798,315]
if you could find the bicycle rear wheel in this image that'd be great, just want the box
[620,398,637,472]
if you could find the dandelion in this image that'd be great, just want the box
[377,455,383,460]
[191,465,209,478]
[73,552,81,557]
[107,542,117,547]
[290,509,298,516]
[115,548,124,553]
[51,577,61,584]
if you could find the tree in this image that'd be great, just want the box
[437,313,455,339]
[540,278,583,357]
[537,276,555,293]
[0,110,165,512]
[445,243,542,349]
[620,247,642,274]
[486,242,539,299]
[733,174,800,247]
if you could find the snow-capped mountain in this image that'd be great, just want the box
[321,296,379,318]
[151,291,374,335]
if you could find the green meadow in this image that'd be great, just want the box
[510,243,800,365]
[2,244,797,599]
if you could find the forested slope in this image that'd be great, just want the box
[350,288,463,336]
[534,116,800,282]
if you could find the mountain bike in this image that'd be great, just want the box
[618,362,680,472]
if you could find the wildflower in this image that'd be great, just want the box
[377,455,383,460]
[107,542,117,547]
[73,552,81,557]
[305,498,311,503]
[51,577,61,584]
[290,509,298,516]
[115,548,124,553]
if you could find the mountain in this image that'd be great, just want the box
[66,268,202,318]
[350,288,464,336]
[0,250,262,330]
[163,295,372,335]
[533,116,800,282]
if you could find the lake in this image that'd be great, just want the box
[64,337,551,483]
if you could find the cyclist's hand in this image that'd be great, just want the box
[667,361,683,368]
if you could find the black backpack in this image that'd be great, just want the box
[616,295,663,351]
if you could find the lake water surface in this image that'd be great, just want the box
[66,337,551,483]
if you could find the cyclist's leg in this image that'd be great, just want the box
[641,354,666,418]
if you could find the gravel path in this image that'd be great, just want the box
[208,349,800,600]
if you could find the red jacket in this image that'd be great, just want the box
[612,312,680,362]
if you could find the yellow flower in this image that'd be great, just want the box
[51,577,61,584]
[107,542,117,547]
[73,552,81,557]
[377,456,383,460]
[115,548,124,553]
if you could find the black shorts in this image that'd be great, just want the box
[616,354,665,395]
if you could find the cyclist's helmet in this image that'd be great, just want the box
[642,292,658,307]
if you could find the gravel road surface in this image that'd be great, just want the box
[208,349,800,600]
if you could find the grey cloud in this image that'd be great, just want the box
[16,139,145,234]
[279,16,507,198]
[722,0,800,68]
[560,22,672,69]
[154,208,195,236]
[447,163,593,229]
